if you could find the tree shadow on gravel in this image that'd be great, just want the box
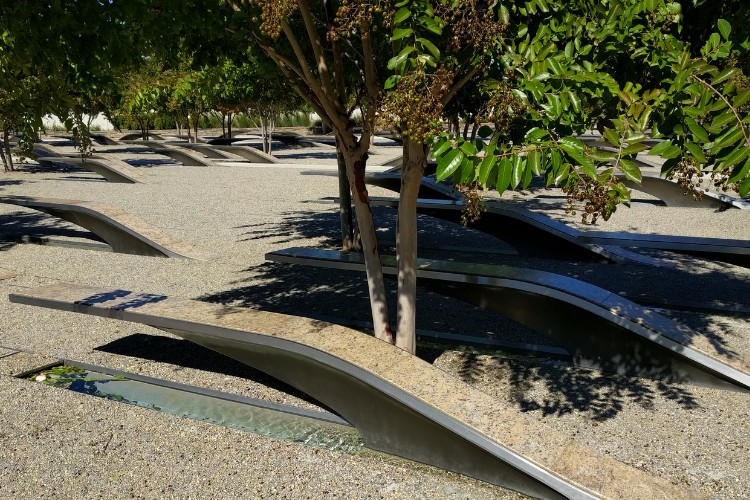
[0,180,24,189]
[207,205,750,419]
[439,351,699,421]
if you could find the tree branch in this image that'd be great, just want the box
[297,0,338,105]
[358,17,380,154]
[254,37,326,117]
[692,74,750,148]
[280,19,347,131]
[441,63,482,106]
[325,0,347,104]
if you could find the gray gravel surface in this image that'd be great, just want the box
[0,131,748,498]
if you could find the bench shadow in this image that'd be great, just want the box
[0,211,105,243]
[95,333,335,413]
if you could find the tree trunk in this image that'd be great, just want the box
[341,148,393,344]
[1,128,12,172]
[336,147,355,250]
[470,120,479,142]
[395,138,427,354]
[268,117,275,155]
[450,115,460,136]
[261,115,270,154]
[227,113,233,139]
[462,118,470,140]
[176,120,181,136]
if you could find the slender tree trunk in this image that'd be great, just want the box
[463,118,470,140]
[227,113,233,139]
[395,138,427,354]
[1,128,12,171]
[470,120,479,142]
[341,148,393,344]
[0,146,7,172]
[336,146,355,250]
[176,120,181,136]
[450,116,460,136]
[268,117,275,155]
[261,115,270,153]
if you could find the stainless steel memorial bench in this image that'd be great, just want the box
[207,144,278,163]
[166,142,239,160]
[35,156,148,184]
[0,196,209,259]
[350,180,666,266]
[360,196,750,268]
[266,247,750,393]
[9,282,696,499]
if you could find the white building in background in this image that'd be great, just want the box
[42,114,115,131]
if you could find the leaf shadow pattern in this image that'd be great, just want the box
[436,351,699,422]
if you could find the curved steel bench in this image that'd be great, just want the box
[363,174,667,267]
[9,282,696,499]
[120,141,215,167]
[208,145,278,163]
[616,170,749,210]
[0,196,210,259]
[36,156,147,184]
[166,143,239,160]
[119,133,164,141]
[578,139,748,209]
[360,194,750,268]
[266,247,750,393]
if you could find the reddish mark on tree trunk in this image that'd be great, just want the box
[353,159,369,203]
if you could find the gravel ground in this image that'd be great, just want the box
[0,130,748,498]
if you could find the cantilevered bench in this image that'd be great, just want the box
[207,144,278,163]
[361,177,668,267]
[30,143,81,158]
[119,133,165,141]
[166,142,240,160]
[36,156,148,184]
[577,141,749,209]
[9,282,696,499]
[361,196,750,268]
[0,196,209,259]
[121,141,215,167]
[267,247,750,393]
[616,172,749,209]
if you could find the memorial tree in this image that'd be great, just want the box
[0,1,150,164]
[212,57,305,153]
[0,0,236,159]
[226,0,505,352]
